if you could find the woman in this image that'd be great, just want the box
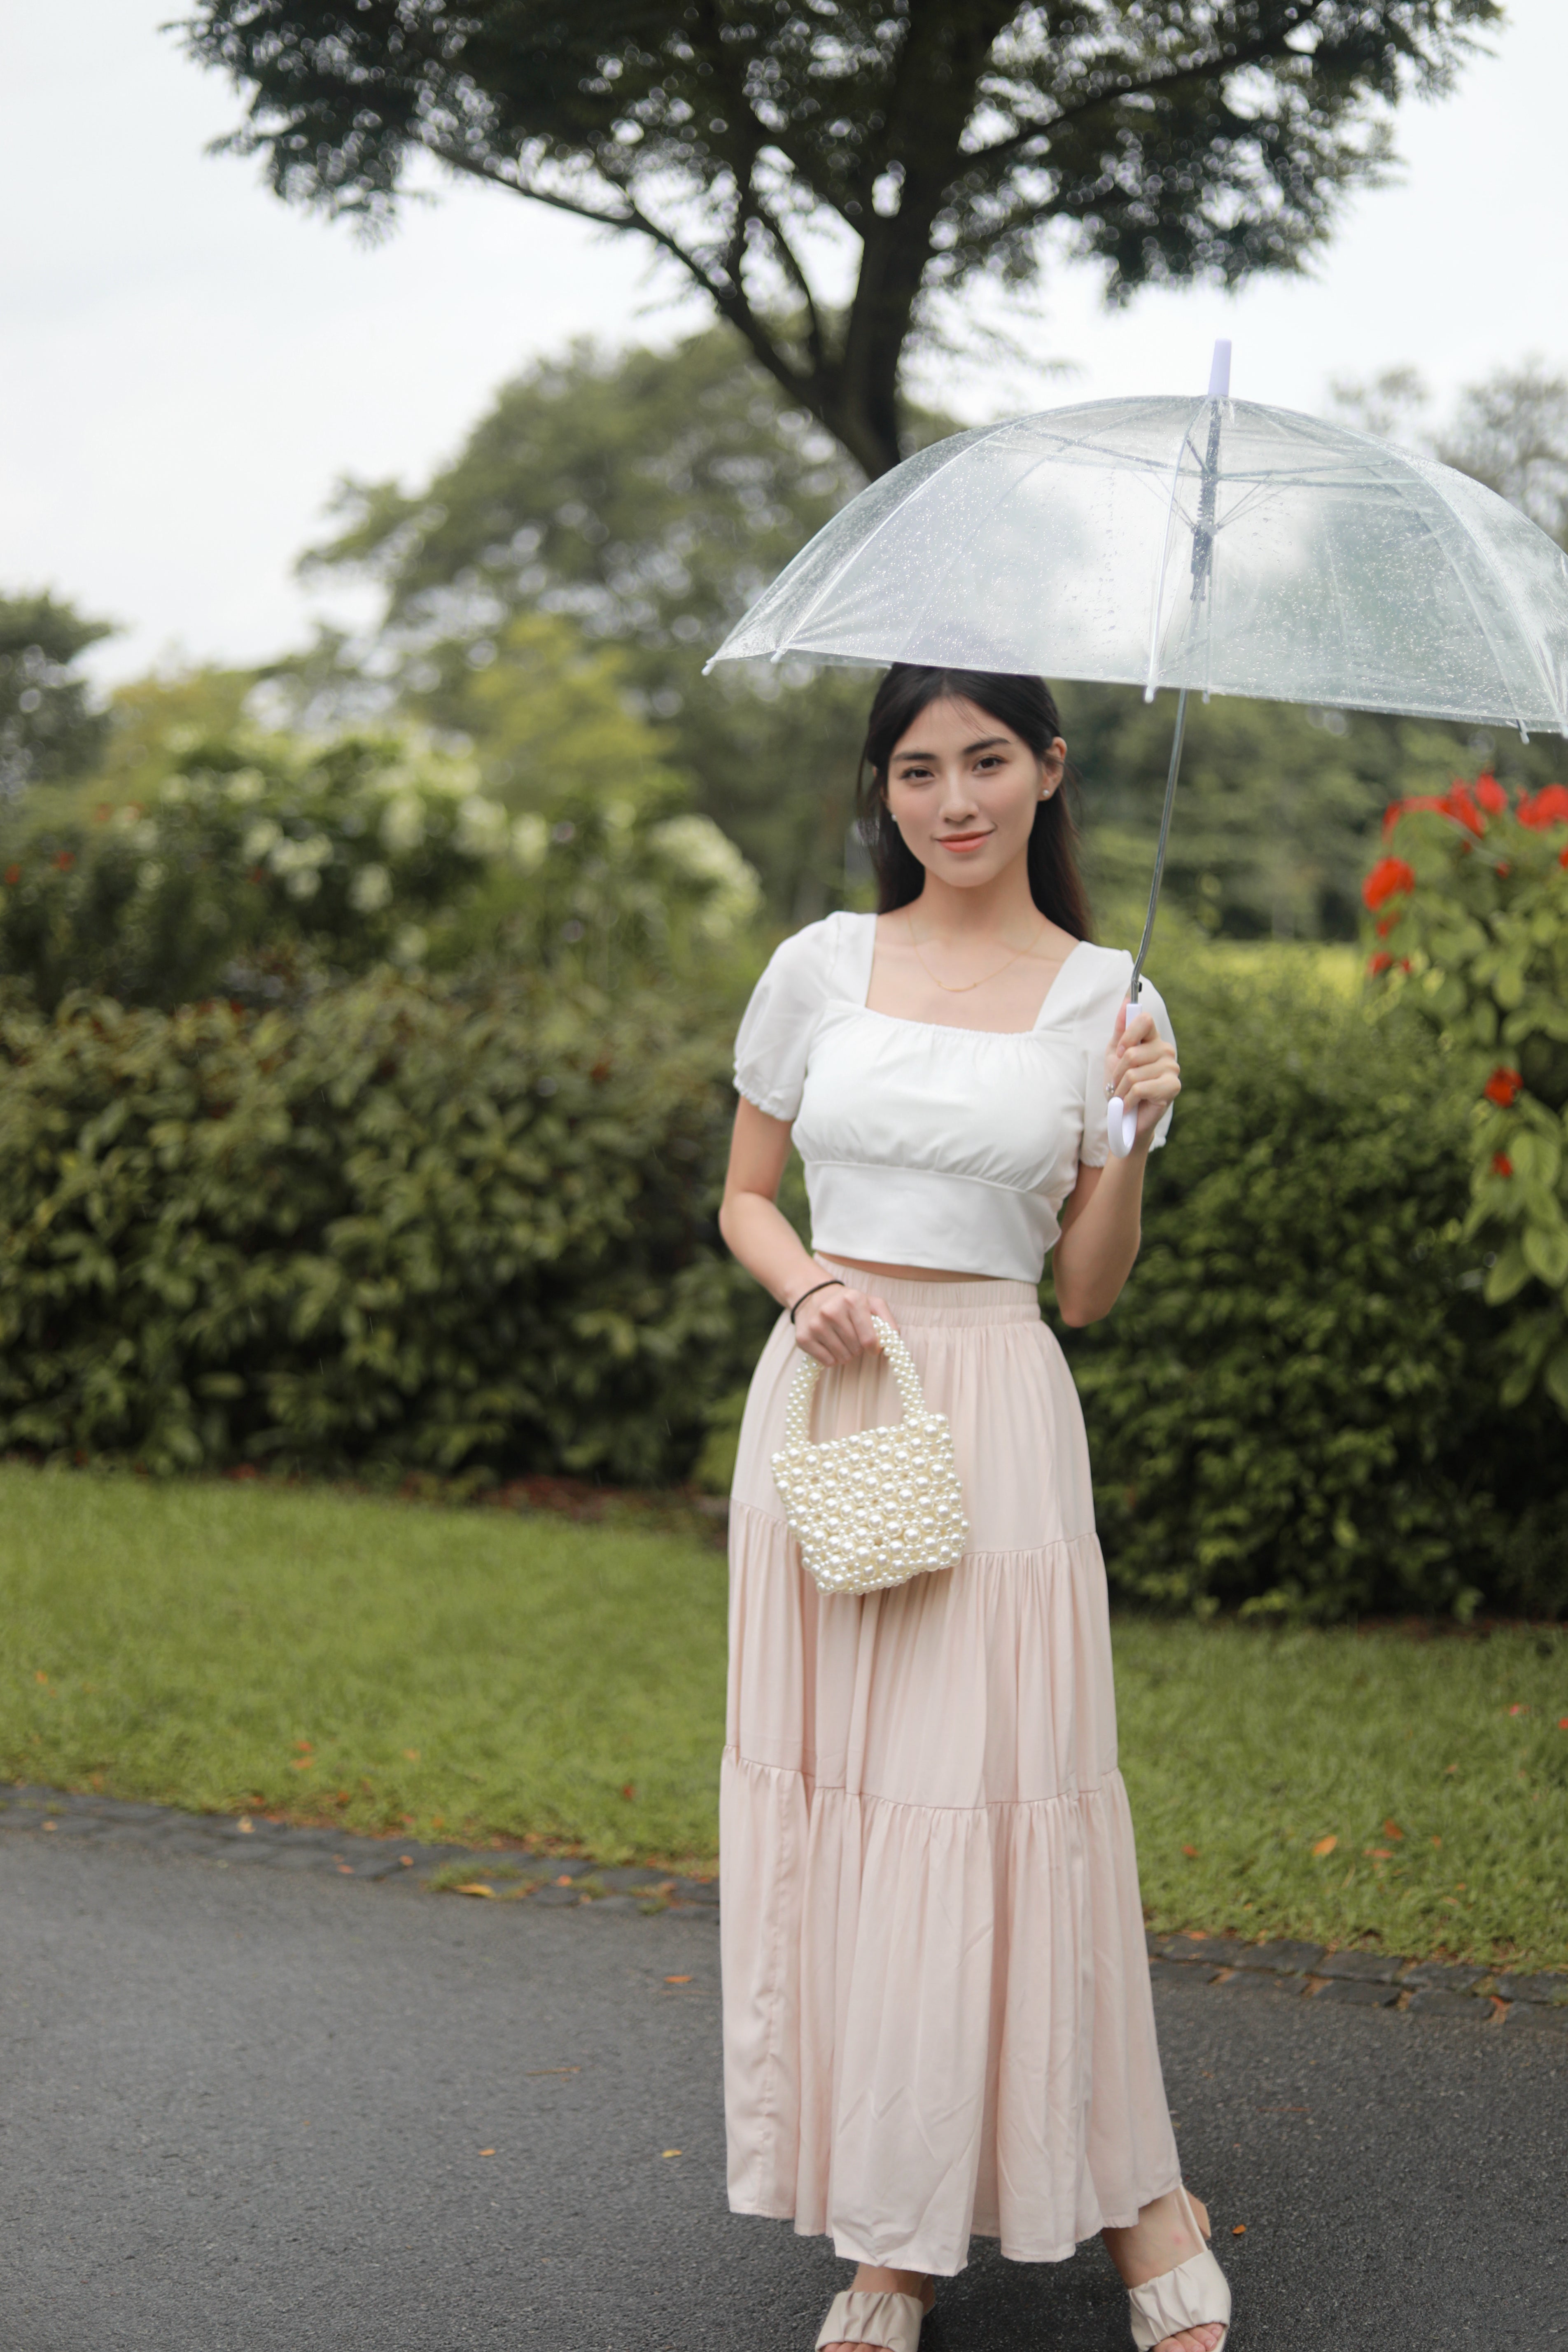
[716,665,1230,2352]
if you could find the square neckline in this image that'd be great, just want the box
[854,913,1092,1038]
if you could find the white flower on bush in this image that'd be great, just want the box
[380,793,427,854]
[224,769,267,805]
[350,862,392,914]
[649,814,762,938]
[243,819,282,864]
[455,793,508,858]
[511,812,548,873]
[268,832,332,877]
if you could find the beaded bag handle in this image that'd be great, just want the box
[772,1318,969,1597]
[781,1317,930,1447]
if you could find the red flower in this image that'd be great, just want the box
[1363,855,1416,911]
[1483,1067,1523,1108]
[1492,1153,1513,1178]
[51,849,74,871]
[1444,782,1486,836]
[1475,772,1507,814]
[1518,782,1568,830]
[1367,950,1394,976]
[2,864,19,886]
[1375,912,1400,936]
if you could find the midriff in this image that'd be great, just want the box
[825,1253,1003,1285]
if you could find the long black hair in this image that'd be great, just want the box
[854,665,1093,940]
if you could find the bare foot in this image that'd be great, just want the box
[820,2265,934,2351]
[1102,2190,1225,2352]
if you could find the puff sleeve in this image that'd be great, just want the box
[1078,961,1178,1167]
[732,918,838,1122]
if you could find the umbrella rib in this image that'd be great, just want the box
[763,428,991,663]
[1143,403,1208,701]
[1395,460,1566,737]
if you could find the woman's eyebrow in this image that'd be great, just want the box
[893,735,1009,763]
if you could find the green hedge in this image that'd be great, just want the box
[1055,958,1568,1622]
[2,950,1563,1619]
[0,974,770,1482]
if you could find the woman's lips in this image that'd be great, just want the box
[935,832,991,852]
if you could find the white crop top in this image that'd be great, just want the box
[733,910,1176,1283]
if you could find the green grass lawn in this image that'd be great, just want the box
[2,1464,1564,1966]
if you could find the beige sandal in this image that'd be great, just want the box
[814,2285,930,2351]
[1126,2185,1231,2352]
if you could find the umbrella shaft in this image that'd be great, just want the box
[1129,687,1188,1006]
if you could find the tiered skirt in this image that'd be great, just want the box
[721,1258,1180,2277]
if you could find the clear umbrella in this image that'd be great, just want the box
[707,344,1568,1150]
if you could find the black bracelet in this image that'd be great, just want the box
[789,1276,845,1324]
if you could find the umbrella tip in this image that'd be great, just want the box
[1207,340,1232,400]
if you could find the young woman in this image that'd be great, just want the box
[716,666,1230,2352]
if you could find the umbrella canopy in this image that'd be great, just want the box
[707,355,1568,1153]
[708,389,1568,739]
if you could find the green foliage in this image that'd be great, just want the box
[183,0,1498,479]
[0,709,759,1011]
[1050,954,1568,1623]
[294,331,879,924]
[0,590,116,796]
[0,971,771,1484]
[1365,775,1568,1416]
[1061,680,1568,945]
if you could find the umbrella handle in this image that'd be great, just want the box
[1106,1096,1137,1159]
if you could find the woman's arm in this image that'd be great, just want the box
[718,1097,893,1366]
[1052,1001,1180,1327]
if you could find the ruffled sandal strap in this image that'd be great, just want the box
[814,2288,927,2352]
[1127,2243,1231,2350]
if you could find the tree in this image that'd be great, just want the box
[0,592,116,798]
[1330,359,1568,549]
[294,330,885,917]
[182,0,1497,479]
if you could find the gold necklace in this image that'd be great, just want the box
[907,908,1047,993]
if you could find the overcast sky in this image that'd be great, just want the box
[4,1,1566,690]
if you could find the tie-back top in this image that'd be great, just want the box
[732,910,1175,1283]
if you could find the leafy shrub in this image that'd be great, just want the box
[0,972,771,1482]
[1051,955,1568,1623]
[0,723,760,1010]
[1363,772,1568,1414]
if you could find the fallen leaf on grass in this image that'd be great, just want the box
[455,1883,497,1899]
[404,1748,420,1761]
[554,1874,574,1887]
[1365,1848,1393,1862]
[1181,1844,1198,1858]
[1311,1835,1337,1857]
[1382,1819,1404,1839]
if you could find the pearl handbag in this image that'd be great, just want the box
[771,1318,969,1597]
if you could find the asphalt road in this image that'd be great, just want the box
[1,1836,1564,2352]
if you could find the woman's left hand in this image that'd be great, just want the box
[1104,999,1181,1145]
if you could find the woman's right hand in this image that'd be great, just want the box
[790,1276,896,1368]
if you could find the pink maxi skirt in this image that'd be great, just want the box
[721,1257,1180,2277]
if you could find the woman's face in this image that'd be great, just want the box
[882,696,1066,889]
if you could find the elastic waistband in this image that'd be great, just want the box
[813,1255,1043,1328]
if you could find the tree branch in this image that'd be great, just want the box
[423,138,825,415]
